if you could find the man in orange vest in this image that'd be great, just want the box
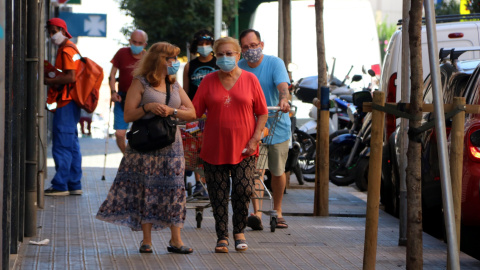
[44,18,83,196]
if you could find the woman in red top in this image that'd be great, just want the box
[192,37,268,253]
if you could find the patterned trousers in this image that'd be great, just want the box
[203,156,256,239]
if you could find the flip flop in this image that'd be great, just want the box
[247,214,264,230]
[276,217,289,229]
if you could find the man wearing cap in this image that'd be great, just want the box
[109,30,148,154]
[44,18,83,196]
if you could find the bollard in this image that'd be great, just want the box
[314,86,330,216]
[363,91,385,269]
[448,97,465,269]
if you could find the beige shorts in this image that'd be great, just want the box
[256,139,289,177]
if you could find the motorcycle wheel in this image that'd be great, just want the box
[329,142,357,186]
[354,157,369,191]
[295,130,316,175]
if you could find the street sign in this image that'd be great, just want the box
[58,0,81,4]
[59,12,107,37]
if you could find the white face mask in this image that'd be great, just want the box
[51,31,67,46]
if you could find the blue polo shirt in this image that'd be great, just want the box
[238,54,291,145]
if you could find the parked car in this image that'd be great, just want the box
[381,47,480,239]
[379,14,480,141]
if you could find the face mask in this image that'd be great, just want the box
[242,47,263,63]
[197,45,213,57]
[51,31,67,46]
[167,60,181,75]
[130,44,144,55]
[216,56,237,72]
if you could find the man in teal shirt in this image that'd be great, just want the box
[238,29,291,230]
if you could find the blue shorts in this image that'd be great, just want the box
[113,102,129,130]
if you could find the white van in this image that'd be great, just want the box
[250,0,381,82]
[380,17,480,137]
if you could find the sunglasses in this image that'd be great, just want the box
[196,35,213,41]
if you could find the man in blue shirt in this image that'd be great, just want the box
[238,29,291,230]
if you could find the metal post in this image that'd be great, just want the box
[424,0,460,269]
[18,0,28,243]
[214,0,222,39]
[25,0,39,237]
[10,0,24,253]
[37,0,47,209]
[0,0,7,267]
[2,0,13,266]
[234,0,239,39]
[398,0,411,247]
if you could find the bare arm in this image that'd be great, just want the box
[277,82,290,113]
[45,69,76,86]
[244,113,268,156]
[109,66,121,102]
[123,79,146,123]
[182,62,190,94]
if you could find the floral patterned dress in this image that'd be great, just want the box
[96,77,186,231]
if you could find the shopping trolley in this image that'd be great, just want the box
[253,106,296,232]
[180,118,211,229]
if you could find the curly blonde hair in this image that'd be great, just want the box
[133,42,180,86]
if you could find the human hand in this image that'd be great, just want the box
[279,98,290,113]
[243,137,260,156]
[111,92,121,103]
[149,103,172,117]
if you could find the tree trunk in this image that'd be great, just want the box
[315,0,327,87]
[282,0,292,80]
[314,0,328,216]
[406,0,423,268]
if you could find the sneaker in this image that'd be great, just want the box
[44,187,69,196]
[193,182,204,196]
[69,190,83,195]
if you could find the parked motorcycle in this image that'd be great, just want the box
[329,90,373,187]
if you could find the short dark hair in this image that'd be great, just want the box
[239,29,261,45]
[189,29,214,54]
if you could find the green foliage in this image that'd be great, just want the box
[377,19,397,61]
[117,0,242,56]
[466,0,480,13]
[435,0,461,15]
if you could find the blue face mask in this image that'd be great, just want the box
[130,44,144,55]
[197,45,213,57]
[216,56,236,72]
[167,60,181,75]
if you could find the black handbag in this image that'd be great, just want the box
[126,80,177,152]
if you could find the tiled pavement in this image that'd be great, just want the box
[11,136,480,269]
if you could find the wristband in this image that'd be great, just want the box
[142,104,148,114]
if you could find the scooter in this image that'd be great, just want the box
[296,73,363,139]
[328,90,373,186]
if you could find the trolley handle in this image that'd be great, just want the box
[267,106,296,115]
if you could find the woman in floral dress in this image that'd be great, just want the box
[96,42,196,254]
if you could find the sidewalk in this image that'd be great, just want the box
[12,137,480,269]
